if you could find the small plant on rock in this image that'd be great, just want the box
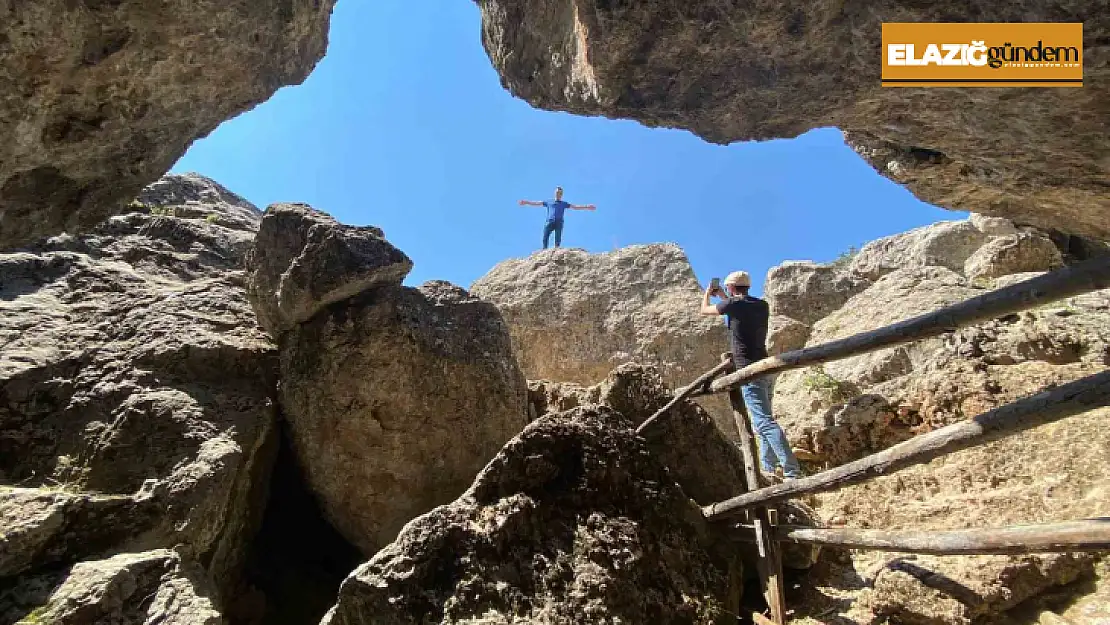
[829,245,860,269]
[802,365,854,406]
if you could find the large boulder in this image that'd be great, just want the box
[963,232,1065,283]
[847,220,991,282]
[244,203,413,336]
[764,260,870,325]
[470,1,1109,238]
[0,175,276,612]
[322,407,745,625]
[528,363,822,571]
[471,244,736,439]
[276,277,529,554]
[527,363,749,507]
[0,0,336,250]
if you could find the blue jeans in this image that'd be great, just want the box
[543,220,563,249]
[741,378,802,479]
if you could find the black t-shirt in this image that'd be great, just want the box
[716,295,770,367]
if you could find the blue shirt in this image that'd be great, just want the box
[543,200,570,223]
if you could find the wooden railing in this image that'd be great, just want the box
[638,255,1110,625]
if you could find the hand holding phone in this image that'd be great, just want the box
[709,278,721,294]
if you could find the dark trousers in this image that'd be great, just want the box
[542,220,564,249]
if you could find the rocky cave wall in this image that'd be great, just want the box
[0,174,282,623]
[0,0,337,249]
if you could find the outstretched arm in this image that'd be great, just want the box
[518,200,545,207]
[570,203,597,211]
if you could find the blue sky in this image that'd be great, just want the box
[172,0,963,296]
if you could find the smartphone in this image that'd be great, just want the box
[710,277,721,292]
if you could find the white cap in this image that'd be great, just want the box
[724,271,751,287]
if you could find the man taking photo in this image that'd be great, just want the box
[700,271,803,481]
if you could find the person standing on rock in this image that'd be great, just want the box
[700,271,803,481]
[518,186,596,249]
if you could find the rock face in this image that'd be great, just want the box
[964,232,1064,282]
[527,363,822,572]
[471,1,1109,238]
[245,206,529,555]
[0,550,223,625]
[322,407,745,625]
[0,0,336,249]
[767,315,811,355]
[764,261,869,325]
[527,363,748,508]
[760,217,1110,623]
[245,203,413,336]
[848,221,991,282]
[0,174,276,619]
[471,244,736,438]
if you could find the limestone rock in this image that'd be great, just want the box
[137,173,264,233]
[472,244,726,385]
[245,203,413,336]
[964,233,1065,282]
[969,213,1020,237]
[0,487,156,579]
[848,220,991,281]
[278,279,529,554]
[0,0,336,249]
[760,219,1110,622]
[471,1,1109,238]
[764,261,870,325]
[774,266,979,461]
[767,315,811,355]
[471,244,737,439]
[812,267,977,385]
[526,363,822,571]
[855,552,1094,624]
[0,174,276,602]
[0,550,223,625]
[527,363,749,507]
[321,407,745,625]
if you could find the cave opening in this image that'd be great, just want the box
[230,427,364,625]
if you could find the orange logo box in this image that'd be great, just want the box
[882,23,1083,87]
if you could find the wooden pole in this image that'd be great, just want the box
[728,389,787,625]
[702,256,1110,395]
[703,369,1110,520]
[774,519,1110,555]
[634,358,732,434]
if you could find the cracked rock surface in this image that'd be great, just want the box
[0,0,336,249]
